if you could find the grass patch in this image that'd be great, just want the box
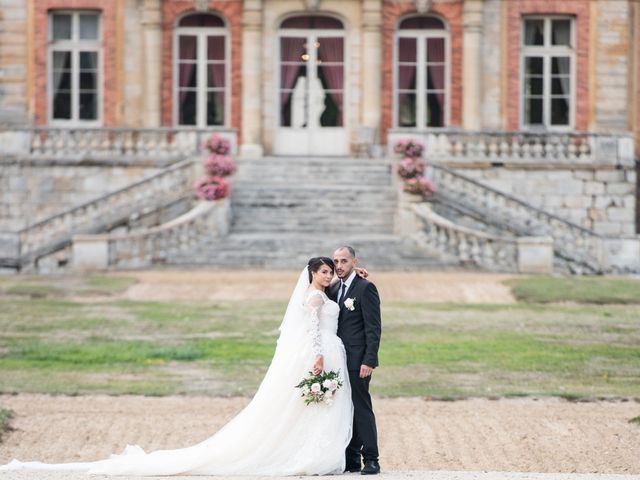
[629,415,640,425]
[0,405,14,441]
[506,276,640,304]
[0,274,137,299]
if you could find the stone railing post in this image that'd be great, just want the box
[72,234,110,271]
[516,236,554,273]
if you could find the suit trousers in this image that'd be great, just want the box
[345,369,379,466]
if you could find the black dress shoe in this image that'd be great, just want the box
[361,460,380,475]
[344,466,361,473]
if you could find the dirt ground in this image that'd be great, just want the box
[121,271,516,304]
[1,395,638,475]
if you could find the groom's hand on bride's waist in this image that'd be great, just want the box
[359,364,373,378]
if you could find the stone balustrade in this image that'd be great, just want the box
[388,129,635,167]
[2,158,197,269]
[73,199,230,270]
[0,127,237,160]
[412,203,519,272]
[427,163,603,273]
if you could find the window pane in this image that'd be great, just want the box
[317,37,344,63]
[179,63,198,88]
[320,90,343,127]
[426,38,445,63]
[525,57,543,75]
[207,90,225,126]
[179,36,197,61]
[552,19,571,46]
[551,76,570,95]
[280,64,306,90]
[280,91,297,127]
[397,92,416,127]
[207,64,225,88]
[525,76,543,95]
[80,71,97,89]
[427,65,444,90]
[551,56,570,75]
[397,65,416,90]
[280,15,343,30]
[398,38,416,62]
[52,14,72,40]
[79,14,99,40]
[79,92,97,120]
[525,97,543,125]
[280,37,307,62]
[426,92,445,127]
[79,51,98,69]
[551,97,570,125]
[53,51,72,70]
[179,90,197,125]
[524,19,544,46]
[52,91,72,119]
[207,36,225,61]
[399,16,445,30]
[317,65,343,90]
[179,13,224,28]
[53,70,71,90]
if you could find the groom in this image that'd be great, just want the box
[330,246,381,475]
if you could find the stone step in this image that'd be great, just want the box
[169,233,461,270]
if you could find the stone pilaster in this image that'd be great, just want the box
[462,0,483,130]
[141,0,162,127]
[239,0,263,158]
[361,0,382,130]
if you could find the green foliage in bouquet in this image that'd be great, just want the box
[295,370,344,406]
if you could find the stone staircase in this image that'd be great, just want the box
[169,157,458,270]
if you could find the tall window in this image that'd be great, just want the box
[522,16,574,129]
[394,16,448,128]
[48,11,101,124]
[174,13,228,127]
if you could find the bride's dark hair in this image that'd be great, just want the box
[307,256,335,284]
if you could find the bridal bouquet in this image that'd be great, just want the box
[295,370,343,406]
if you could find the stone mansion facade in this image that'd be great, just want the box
[0,0,639,272]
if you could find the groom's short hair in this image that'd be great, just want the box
[337,245,356,258]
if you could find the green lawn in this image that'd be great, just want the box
[0,275,638,399]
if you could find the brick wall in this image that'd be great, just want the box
[34,0,118,126]
[505,0,590,131]
[380,0,463,142]
[160,1,242,141]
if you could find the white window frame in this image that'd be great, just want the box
[47,10,102,126]
[393,16,450,130]
[173,15,230,128]
[520,15,576,131]
[276,26,347,130]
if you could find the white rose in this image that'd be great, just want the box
[344,297,355,311]
[322,379,332,389]
[311,383,321,394]
[329,380,338,391]
[324,396,333,406]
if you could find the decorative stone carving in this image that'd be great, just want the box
[193,0,209,12]
[415,0,432,14]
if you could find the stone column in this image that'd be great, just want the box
[361,0,382,132]
[141,0,162,127]
[462,0,483,130]
[239,0,264,158]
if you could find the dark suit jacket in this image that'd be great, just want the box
[329,274,381,371]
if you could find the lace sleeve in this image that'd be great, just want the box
[305,291,325,357]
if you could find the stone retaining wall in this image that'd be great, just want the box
[454,166,637,236]
[0,161,160,231]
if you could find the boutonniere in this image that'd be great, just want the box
[344,297,356,311]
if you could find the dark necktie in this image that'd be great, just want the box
[338,282,347,305]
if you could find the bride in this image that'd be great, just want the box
[0,257,354,476]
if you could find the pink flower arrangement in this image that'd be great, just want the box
[393,139,424,158]
[205,154,237,177]
[396,156,425,180]
[403,177,437,197]
[194,176,231,201]
[394,138,436,198]
[203,133,231,155]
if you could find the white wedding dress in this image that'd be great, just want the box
[0,268,353,476]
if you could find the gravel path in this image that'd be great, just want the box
[1,395,638,477]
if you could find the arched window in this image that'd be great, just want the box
[394,15,448,128]
[174,13,227,127]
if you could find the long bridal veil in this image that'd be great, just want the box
[1,267,353,476]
